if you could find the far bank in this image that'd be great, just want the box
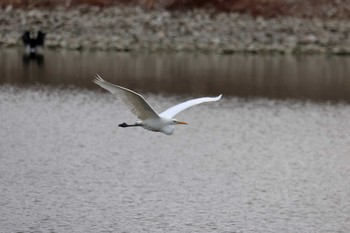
[1,6,349,54]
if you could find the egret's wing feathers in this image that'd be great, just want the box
[160,95,222,119]
[93,75,159,120]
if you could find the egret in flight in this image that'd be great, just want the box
[93,75,222,135]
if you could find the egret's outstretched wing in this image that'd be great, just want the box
[160,95,222,119]
[93,75,159,120]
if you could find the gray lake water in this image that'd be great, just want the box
[1,48,350,102]
[1,49,350,232]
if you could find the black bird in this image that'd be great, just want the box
[22,31,45,55]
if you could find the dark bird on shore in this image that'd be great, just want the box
[22,31,45,55]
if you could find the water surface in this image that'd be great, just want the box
[0,87,349,232]
[1,49,350,232]
[1,48,350,102]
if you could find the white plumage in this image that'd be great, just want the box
[93,74,222,135]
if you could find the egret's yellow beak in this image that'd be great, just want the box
[178,121,188,125]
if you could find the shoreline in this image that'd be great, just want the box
[1,6,349,54]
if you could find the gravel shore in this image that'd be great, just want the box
[1,5,349,54]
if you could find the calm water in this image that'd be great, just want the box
[1,48,350,102]
[1,49,350,232]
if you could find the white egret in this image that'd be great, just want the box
[93,75,222,135]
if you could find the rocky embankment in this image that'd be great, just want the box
[0,5,349,54]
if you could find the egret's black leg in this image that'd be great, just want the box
[118,122,140,128]
[119,123,128,127]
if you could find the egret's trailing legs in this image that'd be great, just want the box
[118,122,141,128]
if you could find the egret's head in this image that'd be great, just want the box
[172,119,188,125]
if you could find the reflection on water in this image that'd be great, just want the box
[22,53,45,66]
[1,48,350,102]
